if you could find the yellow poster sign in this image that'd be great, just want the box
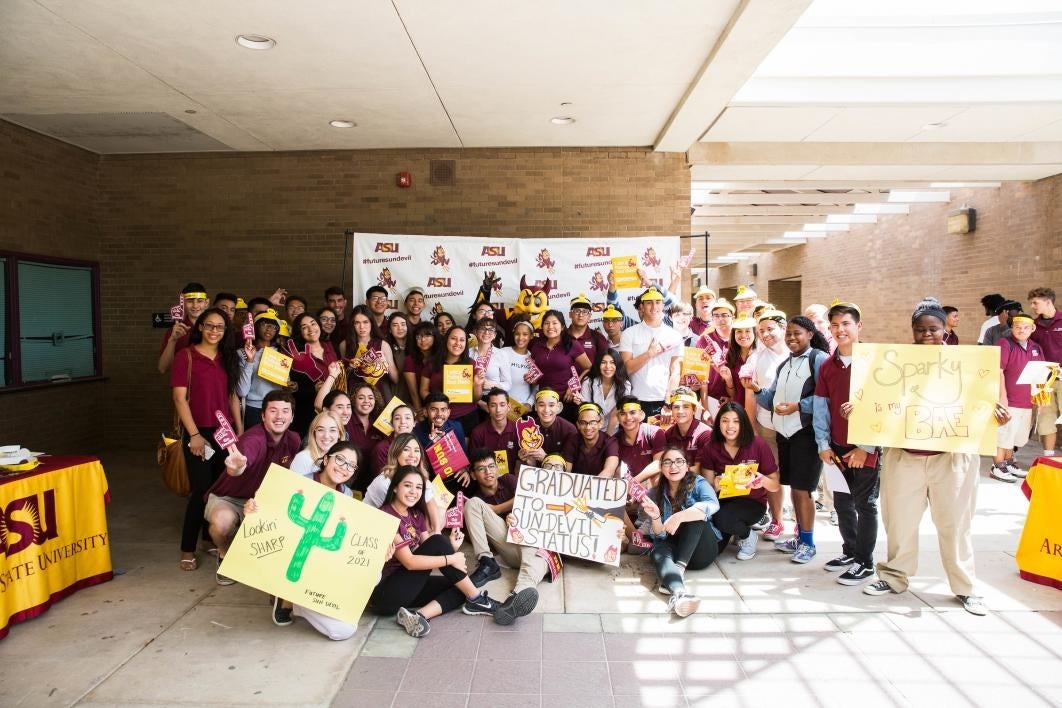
[681,347,711,383]
[373,396,406,436]
[443,364,474,403]
[218,464,397,624]
[611,255,641,290]
[718,462,757,499]
[258,347,293,386]
[847,343,1001,455]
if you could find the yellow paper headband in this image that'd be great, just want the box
[543,454,567,467]
[1011,315,1035,325]
[620,401,643,413]
[669,392,700,407]
[535,389,561,402]
[183,292,208,300]
[829,299,862,316]
[578,402,602,416]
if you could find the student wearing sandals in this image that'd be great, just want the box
[370,466,502,637]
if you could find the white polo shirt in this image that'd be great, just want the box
[619,322,682,401]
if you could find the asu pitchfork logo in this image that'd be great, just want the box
[1,489,58,556]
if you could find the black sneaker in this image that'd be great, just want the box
[396,607,430,637]
[836,563,874,586]
[751,512,770,531]
[824,555,856,572]
[468,556,502,588]
[272,596,293,626]
[494,587,539,626]
[462,590,502,617]
[862,579,897,596]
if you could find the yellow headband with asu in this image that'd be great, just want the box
[535,389,561,402]
[1011,315,1035,326]
[620,401,643,413]
[669,391,699,407]
[183,292,208,300]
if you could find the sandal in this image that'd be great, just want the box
[180,556,198,571]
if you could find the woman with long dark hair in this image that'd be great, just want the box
[529,310,592,418]
[404,322,437,417]
[289,312,338,440]
[344,304,399,398]
[421,326,483,434]
[171,307,242,571]
[575,348,630,435]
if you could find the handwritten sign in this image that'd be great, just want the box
[847,343,1001,455]
[258,347,293,386]
[431,475,455,509]
[425,430,469,479]
[218,464,397,624]
[373,396,406,436]
[508,465,628,566]
[718,463,757,499]
[612,255,641,290]
[443,364,474,403]
[212,410,238,450]
[681,347,711,387]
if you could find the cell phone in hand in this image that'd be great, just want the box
[202,443,216,460]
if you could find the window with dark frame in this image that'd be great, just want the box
[0,252,102,389]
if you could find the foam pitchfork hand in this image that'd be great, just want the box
[286,339,325,381]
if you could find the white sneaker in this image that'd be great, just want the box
[989,464,1017,483]
[736,531,758,561]
[668,592,701,618]
[1005,461,1028,478]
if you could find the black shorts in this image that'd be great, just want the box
[776,426,822,492]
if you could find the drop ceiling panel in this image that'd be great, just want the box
[805,106,966,141]
[704,106,839,142]
[689,164,820,181]
[907,104,1062,142]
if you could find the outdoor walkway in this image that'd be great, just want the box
[1,447,1060,707]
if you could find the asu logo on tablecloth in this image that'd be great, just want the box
[1,489,58,556]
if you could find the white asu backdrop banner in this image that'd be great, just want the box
[353,234,680,326]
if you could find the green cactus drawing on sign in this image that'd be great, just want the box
[285,490,347,582]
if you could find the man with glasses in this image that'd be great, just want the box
[365,285,390,329]
[568,293,610,367]
[462,449,548,625]
[696,299,735,359]
[563,402,620,477]
[618,287,682,417]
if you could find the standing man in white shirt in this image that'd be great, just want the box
[619,287,682,417]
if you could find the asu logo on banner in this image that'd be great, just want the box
[375,242,400,253]
[536,249,556,272]
[377,268,398,291]
[427,277,452,288]
[481,246,506,257]
[586,246,611,257]
[430,245,450,269]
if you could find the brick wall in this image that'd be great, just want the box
[707,177,1062,344]
[0,121,104,453]
[95,147,690,447]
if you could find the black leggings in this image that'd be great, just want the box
[650,520,719,595]
[713,497,767,548]
[370,535,469,615]
[180,426,226,553]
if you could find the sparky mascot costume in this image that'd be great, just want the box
[473,271,552,340]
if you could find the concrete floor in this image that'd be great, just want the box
[1,446,1060,708]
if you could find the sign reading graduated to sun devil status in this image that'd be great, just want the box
[847,343,1002,456]
[507,465,627,566]
[218,465,398,624]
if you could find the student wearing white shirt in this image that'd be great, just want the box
[618,287,682,417]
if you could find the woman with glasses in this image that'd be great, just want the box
[562,403,620,477]
[236,308,285,429]
[471,317,511,406]
[315,307,338,342]
[636,444,720,617]
[290,410,346,477]
[171,307,242,572]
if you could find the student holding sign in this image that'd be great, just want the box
[370,467,502,637]
[530,310,592,410]
[699,403,780,562]
[637,445,720,617]
[470,389,520,475]
[864,298,1011,616]
[520,389,578,465]
[236,308,285,429]
[422,326,483,435]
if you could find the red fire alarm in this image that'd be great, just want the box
[397,172,412,188]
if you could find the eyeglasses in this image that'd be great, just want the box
[331,455,357,472]
[319,316,336,324]
[472,463,497,474]
[577,419,602,427]
[712,313,734,320]
[201,323,226,332]
[368,295,388,302]
[661,458,688,469]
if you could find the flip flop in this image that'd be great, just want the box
[180,557,198,571]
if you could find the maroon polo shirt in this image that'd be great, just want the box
[470,419,520,475]
[161,325,192,356]
[999,336,1044,409]
[536,415,578,456]
[562,433,619,475]
[1031,311,1062,365]
[472,473,518,508]
[615,423,666,476]
[814,351,856,447]
[372,436,393,474]
[699,436,777,505]
[207,425,301,500]
[170,346,233,429]
[664,420,712,466]
[570,326,610,366]
[689,318,711,336]
[697,329,730,358]
[347,417,384,456]
[943,330,959,345]
[529,338,587,393]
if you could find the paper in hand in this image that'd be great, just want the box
[822,462,850,495]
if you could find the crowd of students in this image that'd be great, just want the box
[161,271,1060,638]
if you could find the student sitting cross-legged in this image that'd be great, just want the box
[462,449,550,625]
[636,444,721,618]
[369,466,501,637]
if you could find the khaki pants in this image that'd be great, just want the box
[876,449,978,596]
[464,497,549,593]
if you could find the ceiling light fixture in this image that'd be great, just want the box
[236,34,276,50]
[550,116,576,125]
[329,120,356,129]
[921,122,947,130]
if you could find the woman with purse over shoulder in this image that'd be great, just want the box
[172,307,242,571]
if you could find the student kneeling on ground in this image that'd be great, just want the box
[206,390,301,586]
[369,466,501,637]
[463,449,549,625]
[636,444,721,618]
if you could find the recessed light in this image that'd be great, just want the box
[550,116,575,125]
[560,102,572,107]
[184,109,197,115]
[329,120,356,129]
[236,34,276,50]
[921,122,947,130]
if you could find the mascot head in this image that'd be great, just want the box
[514,275,551,330]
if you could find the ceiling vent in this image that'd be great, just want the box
[429,159,456,186]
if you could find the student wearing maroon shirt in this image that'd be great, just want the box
[205,390,301,585]
[462,450,547,625]
[1028,287,1061,456]
[700,403,779,562]
[421,326,484,434]
[159,282,211,374]
[324,285,349,350]
[614,396,667,479]
[689,285,717,337]
[992,314,1045,481]
[529,310,592,412]
[342,383,385,489]
[470,388,520,475]
[404,322,437,416]
[370,466,501,637]
[519,389,578,466]
[695,299,734,362]
[288,312,338,439]
[364,285,389,331]
[562,403,620,476]
[663,387,712,474]
[942,306,960,345]
[812,302,881,585]
[172,307,242,572]
[568,294,610,368]
[372,404,418,476]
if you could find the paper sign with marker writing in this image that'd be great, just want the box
[847,343,1001,455]
[258,347,293,386]
[212,410,238,450]
[373,396,406,436]
[241,313,255,341]
[681,347,711,386]
[508,465,628,566]
[612,255,641,290]
[425,430,469,479]
[718,463,757,499]
[431,475,454,509]
[443,364,474,403]
[218,464,397,625]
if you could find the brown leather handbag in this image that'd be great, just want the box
[157,349,192,496]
